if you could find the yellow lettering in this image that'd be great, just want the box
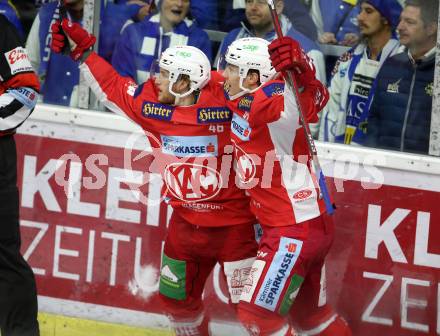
[199,109,207,122]
[143,103,151,115]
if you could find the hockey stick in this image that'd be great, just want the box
[267,0,334,214]
[52,0,70,54]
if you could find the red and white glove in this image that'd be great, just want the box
[268,36,316,87]
[301,78,329,123]
[51,18,96,61]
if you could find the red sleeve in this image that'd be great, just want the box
[3,72,40,92]
[248,81,285,126]
[0,15,40,92]
[80,52,146,125]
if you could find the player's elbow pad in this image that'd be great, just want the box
[5,87,39,110]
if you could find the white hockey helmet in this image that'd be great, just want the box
[223,37,276,96]
[159,45,211,98]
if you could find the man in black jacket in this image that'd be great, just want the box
[365,0,438,154]
[0,14,40,336]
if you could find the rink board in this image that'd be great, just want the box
[14,104,440,336]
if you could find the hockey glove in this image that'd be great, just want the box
[301,78,329,123]
[51,18,96,61]
[268,36,316,88]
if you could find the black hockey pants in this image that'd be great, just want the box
[0,135,39,336]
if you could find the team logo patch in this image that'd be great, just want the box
[233,143,257,184]
[164,162,222,202]
[224,257,256,304]
[387,78,401,94]
[231,113,252,141]
[161,135,218,157]
[262,83,285,97]
[255,237,303,312]
[126,81,138,96]
[240,260,266,303]
[238,95,254,112]
[142,101,174,121]
[425,82,433,97]
[197,107,232,123]
[292,189,313,201]
[5,47,33,75]
[159,254,186,300]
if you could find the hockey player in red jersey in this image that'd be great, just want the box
[219,36,352,335]
[50,19,258,336]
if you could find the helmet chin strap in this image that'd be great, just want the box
[227,77,261,101]
[169,78,194,104]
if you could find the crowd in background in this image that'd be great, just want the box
[2,0,437,156]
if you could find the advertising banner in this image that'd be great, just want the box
[16,106,440,335]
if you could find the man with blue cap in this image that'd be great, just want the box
[319,0,403,145]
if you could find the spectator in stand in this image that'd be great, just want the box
[220,0,318,40]
[112,0,212,84]
[26,0,150,106]
[365,0,438,154]
[217,0,326,138]
[100,0,154,62]
[26,0,85,106]
[283,0,318,41]
[319,0,402,144]
[0,0,24,37]
[189,0,219,30]
[217,0,326,87]
[117,0,219,30]
[307,0,361,46]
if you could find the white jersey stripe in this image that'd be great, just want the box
[0,92,33,131]
[267,84,321,223]
[79,62,129,119]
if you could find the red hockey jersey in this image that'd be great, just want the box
[80,52,255,227]
[227,80,326,226]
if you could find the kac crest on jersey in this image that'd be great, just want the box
[164,162,222,202]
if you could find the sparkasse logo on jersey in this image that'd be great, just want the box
[231,113,252,141]
[255,237,303,312]
[197,107,232,123]
[142,102,174,121]
[160,135,218,157]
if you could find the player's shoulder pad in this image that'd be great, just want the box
[210,70,224,83]
[260,80,285,98]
